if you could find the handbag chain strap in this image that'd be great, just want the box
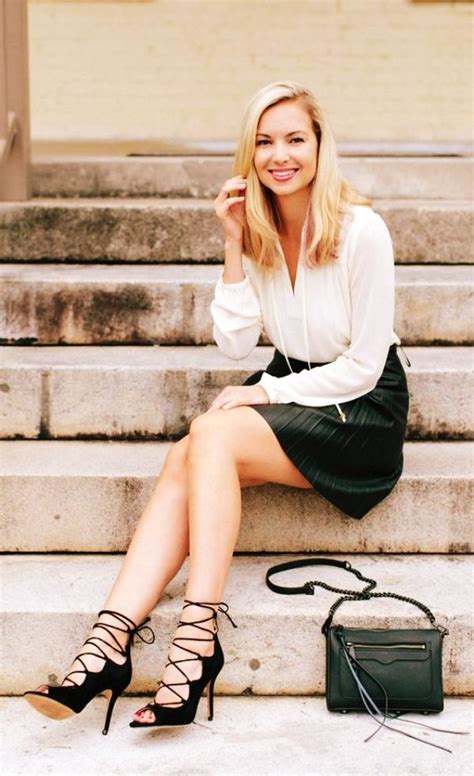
[265,557,449,637]
[322,589,448,637]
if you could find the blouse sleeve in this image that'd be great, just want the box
[210,270,263,359]
[258,213,397,406]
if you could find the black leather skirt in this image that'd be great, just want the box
[243,344,409,519]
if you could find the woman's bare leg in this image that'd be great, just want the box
[133,406,311,721]
[102,436,266,625]
[34,430,269,695]
[35,436,193,690]
[104,438,191,624]
[185,408,310,599]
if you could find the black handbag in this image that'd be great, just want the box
[266,557,467,752]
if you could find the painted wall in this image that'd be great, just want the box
[27,0,473,143]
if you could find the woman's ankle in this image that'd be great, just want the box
[95,612,131,653]
[59,612,131,687]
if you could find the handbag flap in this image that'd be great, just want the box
[338,627,439,663]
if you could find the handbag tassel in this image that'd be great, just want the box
[340,635,468,753]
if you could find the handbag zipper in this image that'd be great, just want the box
[346,642,426,650]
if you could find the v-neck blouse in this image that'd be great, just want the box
[210,204,400,407]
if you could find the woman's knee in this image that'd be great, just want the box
[189,412,243,466]
[189,411,234,446]
[189,411,255,471]
[190,411,214,437]
[161,436,189,480]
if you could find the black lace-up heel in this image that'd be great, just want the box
[23,609,155,735]
[130,599,237,729]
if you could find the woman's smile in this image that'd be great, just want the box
[269,168,299,182]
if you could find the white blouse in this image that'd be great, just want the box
[210,204,400,409]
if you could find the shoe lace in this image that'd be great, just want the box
[61,609,155,688]
[155,599,237,707]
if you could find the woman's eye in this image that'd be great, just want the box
[255,137,304,147]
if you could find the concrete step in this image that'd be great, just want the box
[32,155,474,200]
[4,696,473,776]
[0,198,472,264]
[2,554,472,696]
[1,264,472,346]
[1,440,471,554]
[0,346,472,440]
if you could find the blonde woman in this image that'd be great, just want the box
[24,81,408,732]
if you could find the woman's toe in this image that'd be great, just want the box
[133,708,155,724]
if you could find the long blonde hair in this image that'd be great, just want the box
[232,81,372,269]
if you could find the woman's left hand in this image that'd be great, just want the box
[208,384,270,411]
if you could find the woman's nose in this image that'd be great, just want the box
[272,143,290,164]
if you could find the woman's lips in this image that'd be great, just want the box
[269,169,298,182]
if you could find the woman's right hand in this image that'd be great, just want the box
[214,175,247,244]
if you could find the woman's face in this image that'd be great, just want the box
[253,99,318,199]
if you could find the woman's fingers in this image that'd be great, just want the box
[214,188,245,208]
[208,388,231,410]
[214,177,247,240]
[214,178,247,204]
[219,195,246,206]
[223,175,247,188]
[222,180,246,193]
[215,195,245,216]
[208,385,269,411]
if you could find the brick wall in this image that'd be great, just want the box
[28,0,473,142]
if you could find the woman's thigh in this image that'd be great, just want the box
[189,406,313,489]
[162,434,271,489]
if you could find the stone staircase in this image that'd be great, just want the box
[0,155,473,769]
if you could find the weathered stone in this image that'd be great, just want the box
[1,440,472,554]
[0,198,472,263]
[2,554,472,695]
[405,348,474,439]
[1,264,472,345]
[33,156,234,199]
[0,264,215,346]
[0,199,222,262]
[376,199,473,264]
[32,155,474,201]
[0,367,42,438]
[0,346,471,439]
[394,265,474,345]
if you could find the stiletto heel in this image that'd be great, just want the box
[130,599,237,729]
[102,689,120,736]
[206,676,217,721]
[24,609,155,735]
